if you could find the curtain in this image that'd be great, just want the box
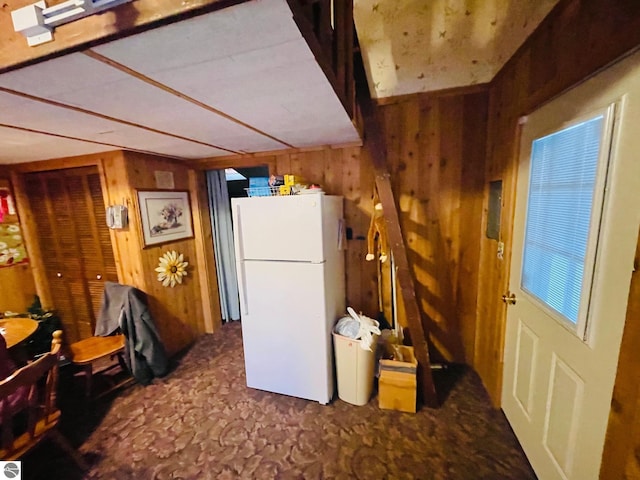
[206,170,240,322]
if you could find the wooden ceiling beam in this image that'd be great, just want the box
[0,0,248,74]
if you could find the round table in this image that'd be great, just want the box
[0,318,39,349]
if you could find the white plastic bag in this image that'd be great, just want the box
[335,316,360,339]
[347,307,381,351]
[334,307,382,350]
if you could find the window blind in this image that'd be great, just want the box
[521,116,604,325]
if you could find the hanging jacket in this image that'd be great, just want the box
[95,282,168,385]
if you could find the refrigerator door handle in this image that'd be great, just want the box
[238,267,249,316]
[234,206,249,316]
[239,261,249,316]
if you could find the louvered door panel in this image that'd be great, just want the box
[88,174,117,278]
[61,172,96,339]
[25,167,116,344]
[24,174,79,340]
[87,173,118,321]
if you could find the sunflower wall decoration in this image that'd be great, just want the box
[155,251,188,287]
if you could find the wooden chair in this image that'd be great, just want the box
[0,330,87,469]
[68,334,132,400]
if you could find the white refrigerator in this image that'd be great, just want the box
[231,194,345,404]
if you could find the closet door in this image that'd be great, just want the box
[24,166,117,343]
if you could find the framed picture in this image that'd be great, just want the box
[137,190,194,247]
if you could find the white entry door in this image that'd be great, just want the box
[502,52,640,480]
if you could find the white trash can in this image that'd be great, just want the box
[332,331,378,406]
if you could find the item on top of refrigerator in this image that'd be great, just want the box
[335,307,381,351]
[298,188,324,195]
[249,177,270,187]
[245,186,276,197]
[297,183,325,195]
[246,177,272,197]
[245,177,294,197]
[269,175,285,186]
[284,174,301,186]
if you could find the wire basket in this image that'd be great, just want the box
[245,186,292,197]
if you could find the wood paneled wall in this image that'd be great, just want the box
[600,229,640,479]
[200,146,379,317]
[102,151,217,355]
[199,90,488,365]
[10,151,220,355]
[0,263,35,312]
[475,0,640,405]
[276,148,379,317]
[378,92,488,364]
[0,177,36,312]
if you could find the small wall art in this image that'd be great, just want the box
[137,190,193,248]
[0,223,28,268]
[0,187,16,223]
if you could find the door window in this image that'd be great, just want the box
[521,109,614,338]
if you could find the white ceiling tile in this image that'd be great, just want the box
[149,40,312,93]
[0,92,229,158]
[100,35,359,148]
[0,0,361,163]
[0,126,113,164]
[151,41,313,101]
[92,0,298,74]
[165,57,359,146]
[0,54,286,153]
[50,76,285,152]
[0,53,123,98]
[139,142,230,159]
[88,0,359,150]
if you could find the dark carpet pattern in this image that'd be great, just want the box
[25,322,535,479]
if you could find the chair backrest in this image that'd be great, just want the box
[0,330,63,459]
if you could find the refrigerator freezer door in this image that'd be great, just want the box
[240,260,333,404]
[233,196,325,263]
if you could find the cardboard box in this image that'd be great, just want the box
[378,345,417,413]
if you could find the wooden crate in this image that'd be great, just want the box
[378,345,417,413]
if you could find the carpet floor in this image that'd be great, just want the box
[23,321,536,479]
